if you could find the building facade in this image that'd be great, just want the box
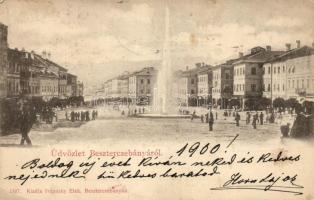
[196,65,212,107]
[263,45,314,102]
[7,48,21,98]
[128,67,156,105]
[212,64,233,109]
[233,46,284,109]
[0,23,8,99]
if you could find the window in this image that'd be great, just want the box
[243,84,245,91]
[140,89,144,94]
[274,67,276,74]
[251,84,256,92]
[147,89,150,93]
[292,67,295,73]
[251,67,256,75]
[147,79,150,84]
[268,66,271,74]
[292,80,295,88]
[283,66,285,72]
[307,79,309,88]
[267,84,270,92]
[226,73,229,79]
[278,67,280,74]
[297,80,299,88]
[302,79,304,88]
[191,89,195,94]
[283,84,285,91]
[191,79,194,84]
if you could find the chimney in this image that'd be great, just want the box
[266,45,271,51]
[47,52,51,60]
[195,63,202,68]
[30,50,35,59]
[239,52,243,58]
[296,40,301,48]
[285,43,291,51]
[42,50,47,59]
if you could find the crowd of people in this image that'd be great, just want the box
[66,110,98,122]
[187,106,313,138]
[121,107,146,116]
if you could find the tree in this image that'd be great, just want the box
[244,98,256,110]
[257,97,271,110]
[273,97,285,109]
[285,98,299,109]
[230,99,240,108]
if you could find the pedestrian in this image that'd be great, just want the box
[65,111,68,120]
[191,110,196,121]
[134,108,137,115]
[200,114,204,123]
[85,111,90,121]
[121,110,125,116]
[205,113,209,123]
[260,112,264,125]
[280,123,290,137]
[235,112,240,126]
[208,110,214,131]
[18,101,35,145]
[81,111,85,121]
[252,113,258,129]
[142,107,145,114]
[215,112,218,120]
[70,111,75,122]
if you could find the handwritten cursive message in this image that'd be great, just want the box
[3,134,303,195]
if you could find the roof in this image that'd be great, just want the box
[180,64,212,77]
[233,49,284,65]
[211,63,233,70]
[267,46,314,63]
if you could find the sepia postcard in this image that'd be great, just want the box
[0,0,314,199]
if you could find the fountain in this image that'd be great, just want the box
[136,3,189,119]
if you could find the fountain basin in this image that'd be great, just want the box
[135,114,190,119]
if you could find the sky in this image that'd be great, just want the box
[0,0,314,91]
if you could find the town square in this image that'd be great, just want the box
[1,1,314,200]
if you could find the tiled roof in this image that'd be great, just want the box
[269,46,314,62]
[233,50,285,65]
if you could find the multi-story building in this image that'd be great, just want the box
[38,69,59,101]
[196,64,212,107]
[77,81,84,96]
[0,23,8,99]
[212,63,233,109]
[7,48,21,98]
[0,23,8,135]
[263,43,314,102]
[67,73,77,97]
[128,67,156,105]
[233,46,284,109]
[177,66,198,106]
